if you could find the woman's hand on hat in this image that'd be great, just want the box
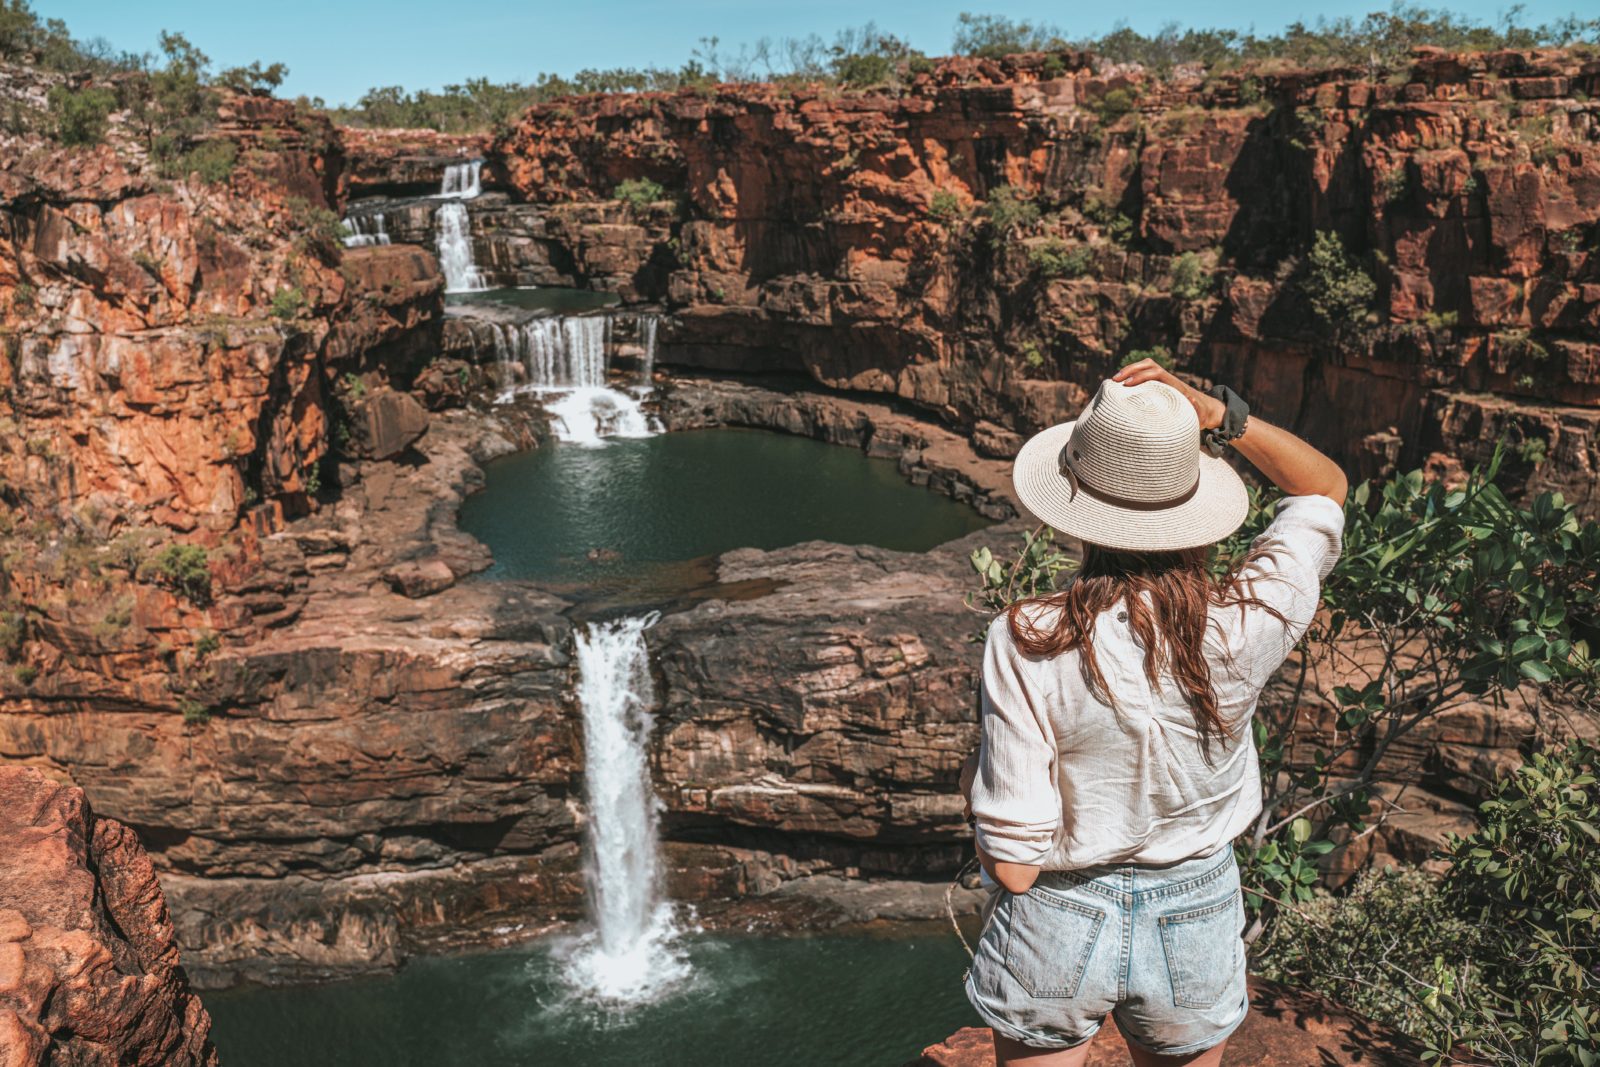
[1112,359,1226,430]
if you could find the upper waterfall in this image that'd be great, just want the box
[435,201,487,293]
[341,212,390,248]
[439,160,482,199]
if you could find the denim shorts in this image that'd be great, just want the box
[964,848,1249,1056]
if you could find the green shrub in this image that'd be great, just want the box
[1120,346,1173,370]
[216,60,288,93]
[1169,251,1212,301]
[1041,54,1066,79]
[1237,76,1263,106]
[194,629,220,657]
[1084,197,1134,245]
[138,543,212,604]
[928,189,967,225]
[1432,741,1600,1064]
[1029,239,1094,278]
[1382,165,1410,204]
[177,697,211,724]
[982,185,1039,247]
[13,664,36,686]
[1301,230,1377,334]
[46,84,116,145]
[1253,866,1490,1044]
[1422,309,1459,330]
[1496,329,1550,364]
[284,196,346,258]
[1519,437,1549,466]
[0,609,24,659]
[1091,87,1138,122]
[614,177,666,215]
[270,287,305,320]
[158,138,237,184]
[1020,343,1046,370]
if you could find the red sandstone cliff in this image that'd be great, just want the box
[0,766,216,1065]
[484,48,1600,509]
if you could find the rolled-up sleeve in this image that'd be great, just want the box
[1236,493,1347,686]
[971,615,1060,865]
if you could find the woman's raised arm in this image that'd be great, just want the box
[1113,359,1348,505]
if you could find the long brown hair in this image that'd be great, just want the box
[1005,544,1285,755]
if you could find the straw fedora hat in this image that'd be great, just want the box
[1012,378,1248,552]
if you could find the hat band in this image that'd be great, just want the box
[1058,445,1202,511]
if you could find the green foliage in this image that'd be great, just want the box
[13,664,36,686]
[1382,165,1411,204]
[157,138,237,184]
[1301,230,1377,334]
[0,608,24,660]
[138,543,212,605]
[1432,741,1600,1064]
[1028,238,1094,279]
[1253,866,1490,1045]
[1237,76,1263,106]
[951,12,1065,57]
[1041,54,1067,80]
[1120,346,1174,370]
[1083,197,1134,246]
[284,196,346,258]
[964,527,1074,636]
[177,696,211,724]
[1090,87,1139,123]
[614,177,666,214]
[193,629,220,657]
[216,60,288,93]
[269,287,305,320]
[46,84,116,145]
[927,190,967,225]
[982,185,1039,248]
[1020,343,1046,370]
[1169,251,1211,301]
[1498,329,1551,364]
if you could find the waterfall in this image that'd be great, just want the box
[636,313,658,386]
[559,613,690,1006]
[439,159,482,199]
[341,212,390,248]
[485,314,660,445]
[435,202,487,293]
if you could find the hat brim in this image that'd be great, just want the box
[1012,420,1249,552]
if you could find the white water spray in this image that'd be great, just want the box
[484,314,660,445]
[559,613,690,1006]
[341,212,390,248]
[439,159,483,199]
[435,201,488,293]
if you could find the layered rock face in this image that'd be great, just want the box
[476,48,1600,509]
[0,766,217,1065]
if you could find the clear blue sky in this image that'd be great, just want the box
[35,0,1585,106]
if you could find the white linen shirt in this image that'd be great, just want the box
[971,494,1346,869]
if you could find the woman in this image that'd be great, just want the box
[961,358,1349,1066]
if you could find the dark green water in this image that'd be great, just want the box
[445,286,621,313]
[457,428,991,598]
[207,932,977,1067]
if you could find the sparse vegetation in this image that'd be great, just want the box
[1028,239,1094,279]
[1120,346,1174,369]
[46,84,116,145]
[137,543,212,605]
[157,138,237,184]
[269,287,305,320]
[614,177,666,215]
[981,185,1039,248]
[927,190,967,225]
[1301,230,1377,335]
[1169,251,1212,301]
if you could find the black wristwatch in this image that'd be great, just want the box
[1201,384,1249,456]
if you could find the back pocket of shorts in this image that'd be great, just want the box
[1158,893,1242,1008]
[1003,890,1105,998]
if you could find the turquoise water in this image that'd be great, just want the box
[206,931,978,1066]
[457,427,991,598]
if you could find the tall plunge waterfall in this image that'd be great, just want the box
[434,160,488,293]
[559,613,691,1007]
[435,202,487,294]
[485,314,661,445]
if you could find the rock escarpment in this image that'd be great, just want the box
[471,48,1600,510]
[0,766,217,1065]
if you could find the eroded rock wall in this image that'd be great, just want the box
[0,766,217,1065]
[476,48,1600,509]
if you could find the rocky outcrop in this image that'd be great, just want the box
[0,766,216,1065]
[911,978,1428,1066]
[474,49,1600,510]
[338,128,493,199]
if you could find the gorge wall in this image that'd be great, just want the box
[462,47,1600,507]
